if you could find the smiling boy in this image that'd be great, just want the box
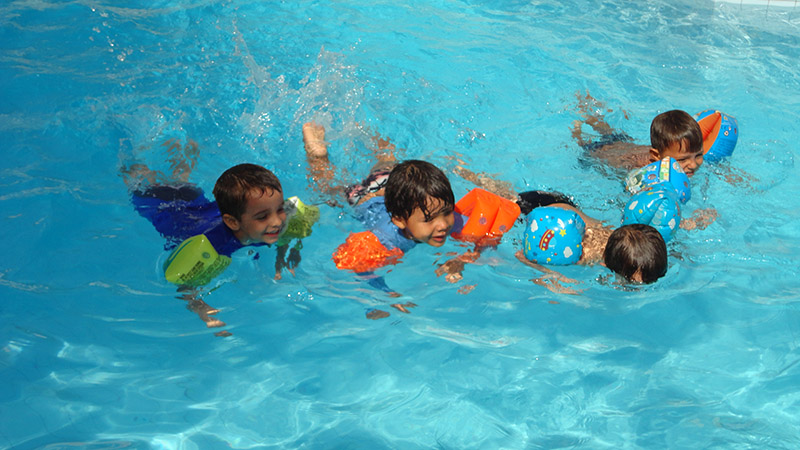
[128,161,287,333]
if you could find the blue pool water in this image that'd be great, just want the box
[2,0,800,448]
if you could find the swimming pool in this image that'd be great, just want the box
[2,0,799,448]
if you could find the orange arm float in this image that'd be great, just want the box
[451,188,521,245]
[332,231,404,272]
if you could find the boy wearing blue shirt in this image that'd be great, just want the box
[124,149,289,335]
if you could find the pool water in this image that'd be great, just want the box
[2,0,800,448]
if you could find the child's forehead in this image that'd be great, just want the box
[417,195,453,215]
[244,187,283,208]
[666,139,700,155]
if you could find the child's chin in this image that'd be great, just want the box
[428,238,448,247]
[262,234,280,244]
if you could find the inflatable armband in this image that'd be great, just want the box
[451,188,521,245]
[523,207,585,265]
[695,109,738,163]
[278,196,320,246]
[163,234,231,286]
[625,157,691,204]
[622,183,681,242]
[333,231,404,273]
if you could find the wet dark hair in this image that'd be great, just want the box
[650,110,703,155]
[212,163,282,219]
[384,160,455,220]
[604,224,667,284]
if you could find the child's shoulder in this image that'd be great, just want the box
[579,223,613,265]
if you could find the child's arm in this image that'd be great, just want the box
[515,250,583,295]
[177,287,232,337]
[452,166,517,201]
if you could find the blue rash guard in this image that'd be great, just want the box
[353,196,417,254]
[347,196,464,293]
[131,184,267,257]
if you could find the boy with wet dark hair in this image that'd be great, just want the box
[327,159,456,278]
[124,144,313,335]
[384,160,456,248]
[130,162,287,259]
[572,93,705,177]
[603,224,668,284]
[304,122,457,316]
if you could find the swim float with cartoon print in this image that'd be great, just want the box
[523,206,586,265]
[625,157,691,204]
[622,183,681,242]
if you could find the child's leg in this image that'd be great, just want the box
[574,91,617,136]
[120,139,199,189]
[303,122,338,196]
[571,91,621,148]
[120,163,169,190]
[164,139,199,183]
[366,127,398,168]
[452,165,517,201]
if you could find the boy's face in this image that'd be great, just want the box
[224,188,287,245]
[650,140,704,177]
[392,196,455,247]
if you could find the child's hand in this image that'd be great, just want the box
[680,208,719,231]
[435,259,465,283]
[435,251,480,283]
[274,242,304,280]
[532,273,583,295]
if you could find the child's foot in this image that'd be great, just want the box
[391,302,418,314]
[303,122,328,158]
[366,309,390,320]
[203,316,226,328]
[120,163,164,188]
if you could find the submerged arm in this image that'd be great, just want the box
[515,250,583,295]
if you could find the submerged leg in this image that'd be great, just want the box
[164,138,199,183]
[572,91,618,142]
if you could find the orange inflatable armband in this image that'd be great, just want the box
[332,231,404,272]
[452,188,520,245]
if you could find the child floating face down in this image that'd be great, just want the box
[515,152,703,292]
[452,154,697,292]
[516,197,668,288]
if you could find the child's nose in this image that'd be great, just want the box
[271,213,286,227]
[434,216,452,231]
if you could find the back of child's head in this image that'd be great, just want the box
[650,110,703,154]
[213,163,282,219]
[603,223,667,284]
[384,160,455,220]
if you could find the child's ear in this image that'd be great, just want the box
[391,216,408,230]
[648,147,661,162]
[222,213,241,231]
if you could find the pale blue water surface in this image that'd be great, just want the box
[2,0,800,448]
